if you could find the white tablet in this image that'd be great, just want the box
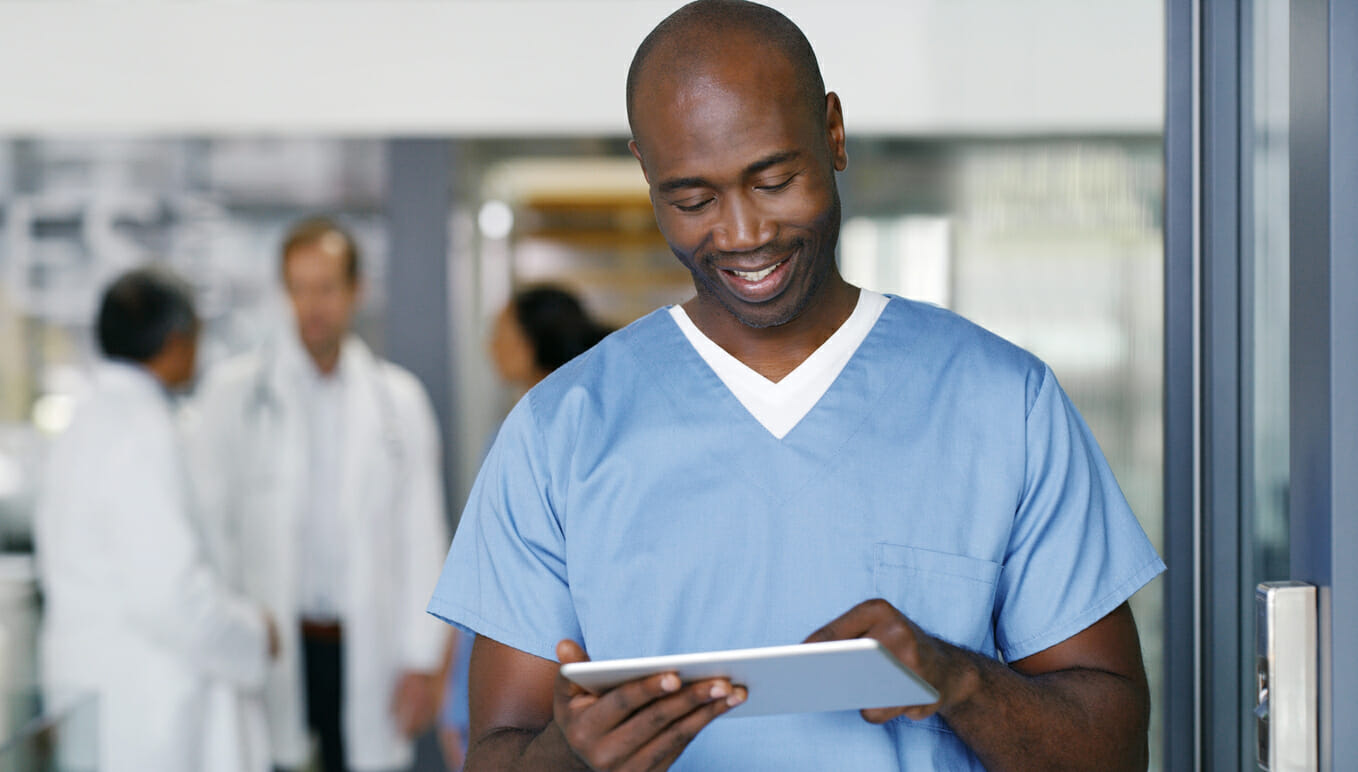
[560,638,938,719]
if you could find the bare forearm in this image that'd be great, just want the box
[940,649,1149,772]
[465,721,591,772]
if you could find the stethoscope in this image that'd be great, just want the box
[239,340,413,612]
[246,340,407,486]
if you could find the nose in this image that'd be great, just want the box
[711,192,773,253]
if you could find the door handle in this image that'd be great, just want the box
[1255,581,1317,772]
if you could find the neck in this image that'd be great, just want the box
[141,360,177,390]
[685,275,859,382]
[308,342,342,375]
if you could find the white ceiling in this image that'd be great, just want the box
[0,0,1163,136]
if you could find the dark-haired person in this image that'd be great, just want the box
[439,285,611,771]
[490,286,613,395]
[428,2,1164,770]
[36,267,279,772]
[188,218,449,772]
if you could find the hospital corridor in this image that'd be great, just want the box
[0,1,1353,771]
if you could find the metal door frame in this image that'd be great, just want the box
[1164,0,1357,767]
[1287,2,1357,768]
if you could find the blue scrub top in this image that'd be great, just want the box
[429,296,1164,771]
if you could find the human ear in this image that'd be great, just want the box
[825,92,848,172]
[628,139,651,183]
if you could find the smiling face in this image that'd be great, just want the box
[629,36,851,339]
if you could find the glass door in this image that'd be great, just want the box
[1242,0,1290,765]
[1167,0,1355,767]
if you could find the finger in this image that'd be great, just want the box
[863,621,953,710]
[556,679,599,729]
[852,614,944,725]
[860,699,940,725]
[824,601,926,671]
[620,685,748,772]
[581,678,732,770]
[610,679,734,751]
[803,598,895,643]
[860,706,908,724]
[560,689,599,718]
[557,639,590,664]
[566,669,684,742]
[901,702,941,721]
[555,640,592,700]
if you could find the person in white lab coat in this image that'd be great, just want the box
[188,218,449,772]
[36,267,279,772]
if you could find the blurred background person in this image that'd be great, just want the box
[188,218,449,772]
[35,267,278,772]
[489,286,613,397]
[438,285,610,772]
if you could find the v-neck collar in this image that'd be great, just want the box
[667,290,889,439]
[626,294,914,507]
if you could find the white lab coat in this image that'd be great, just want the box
[35,362,271,772]
[187,332,449,771]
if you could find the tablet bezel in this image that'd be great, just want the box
[559,638,939,719]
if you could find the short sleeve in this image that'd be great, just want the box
[994,366,1164,662]
[426,397,581,663]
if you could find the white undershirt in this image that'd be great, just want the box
[668,289,889,439]
[298,365,347,621]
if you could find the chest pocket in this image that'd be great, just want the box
[873,543,1000,652]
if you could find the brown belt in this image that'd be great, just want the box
[300,619,344,642]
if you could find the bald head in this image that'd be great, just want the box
[625,0,826,137]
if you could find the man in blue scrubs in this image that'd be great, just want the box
[428,2,1164,769]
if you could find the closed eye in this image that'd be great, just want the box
[756,175,796,192]
[673,197,714,213]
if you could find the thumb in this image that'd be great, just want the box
[556,639,590,664]
[555,640,592,701]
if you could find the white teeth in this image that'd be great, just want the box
[731,262,780,282]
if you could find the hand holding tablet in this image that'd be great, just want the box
[553,639,745,772]
[561,638,938,719]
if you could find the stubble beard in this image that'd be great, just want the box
[695,194,843,331]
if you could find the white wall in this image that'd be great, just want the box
[0,0,1162,136]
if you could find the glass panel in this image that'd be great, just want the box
[1247,0,1290,590]
[840,137,1166,769]
[952,140,1165,772]
[1245,0,1290,764]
